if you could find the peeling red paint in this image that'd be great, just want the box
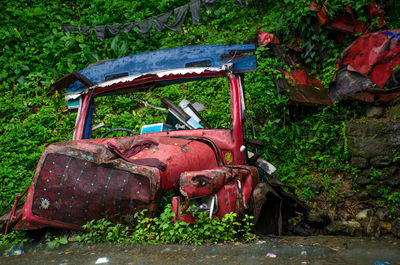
[174,166,260,222]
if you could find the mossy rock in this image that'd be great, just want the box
[347,137,391,159]
[346,120,390,137]
[386,104,400,120]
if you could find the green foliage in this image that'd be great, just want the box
[0,231,32,252]
[43,233,69,249]
[76,218,129,244]
[90,78,232,138]
[377,187,400,220]
[384,191,400,219]
[76,205,255,245]
[247,92,364,203]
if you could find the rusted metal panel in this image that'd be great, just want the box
[13,135,220,230]
[340,30,400,89]
[327,15,370,35]
[282,69,332,106]
[330,30,400,102]
[309,1,329,25]
[30,154,153,226]
[173,166,260,222]
[180,168,227,198]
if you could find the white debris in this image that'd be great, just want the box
[95,257,109,264]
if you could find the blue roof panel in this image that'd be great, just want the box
[67,44,256,94]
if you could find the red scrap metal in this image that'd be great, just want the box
[258,31,280,46]
[309,1,329,25]
[368,3,386,29]
[258,31,332,106]
[330,30,400,102]
[283,68,332,106]
[14,136,223,230]
[340,30,400,89]
[327,15,370,35]
[309,1,386,34]
[173,166,259,223]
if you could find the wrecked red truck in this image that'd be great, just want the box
[4,45,298,235]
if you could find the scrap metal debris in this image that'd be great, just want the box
[309,1,386,35]
[258,31,332,106]
[330,30,400,102]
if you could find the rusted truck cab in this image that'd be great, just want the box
[5,45,278,232]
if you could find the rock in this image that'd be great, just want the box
[391,219,400,238]
[384,174,400,187]
[361,169,371,177]
[344,191,355,198]
[366,106,384,119]
[389,166,399,175]
[389,134,400,146]
[368,188,380,198]
[362,168,390,181]
[370,155,392,168]
[355,209,373,221]
[347,137,390,159]
[306,208,330,227]
[324,221,361,236]
[306,182,324,195]
[357,190,370,201]
[355,175,372,186]
[346,120,389,137]
[351,157,369,169]
[345,122,364,137]
[376,208,390,221]
[386,104,400,120]
[380,221,392,235]
[374,170,391,181]
[361,217,380,237]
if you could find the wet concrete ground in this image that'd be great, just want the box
[1,236,399,265]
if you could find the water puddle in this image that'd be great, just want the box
[1,236,399,265]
